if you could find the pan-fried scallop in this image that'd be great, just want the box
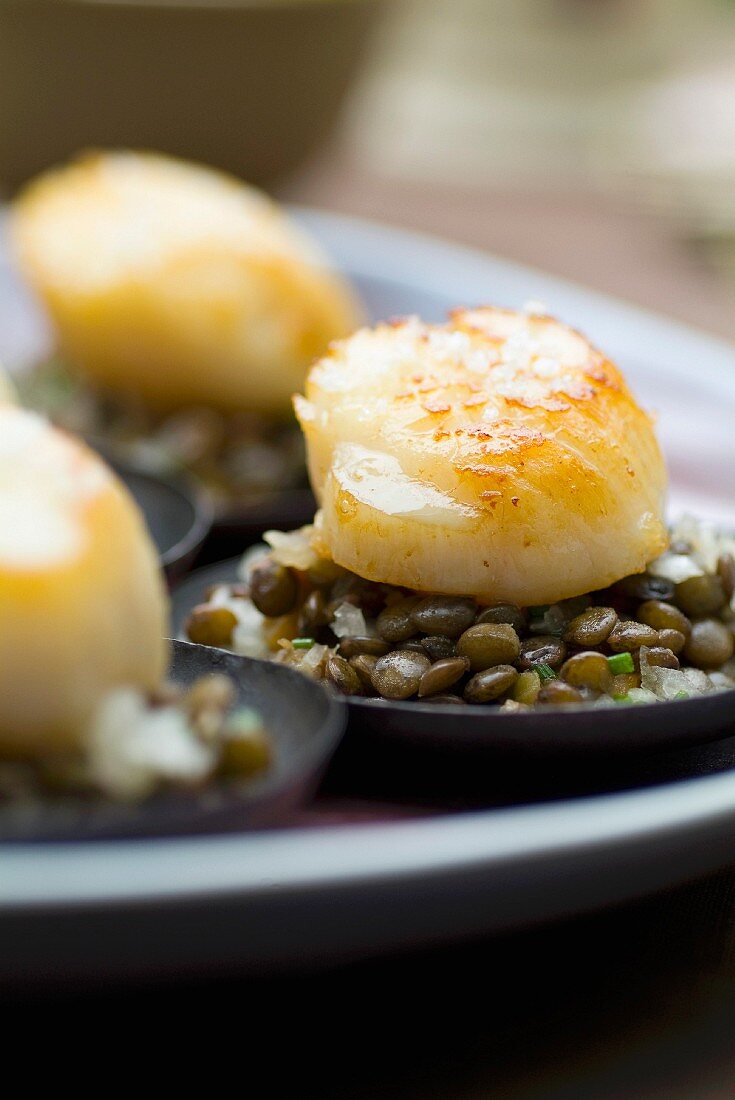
[11,150,360,415]
[0,407,168,757]
[295,307,668,605]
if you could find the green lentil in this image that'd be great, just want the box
[607,620,659,652]
[642,646,680,670]
[376,597,422,643]
[637,600,691,636]
[249,559,298,617]
[475,603,527,634]
[657,628,686,655]
[299,590,329,632]
[561,652,613,692]
[563,606,618,647]
[371,649,431,699]
[410,596,478,638]
[464,664,518,703]
[518,636,566,671]
[326,655,363,695]
[349,654,378,692]
[674,574,726,618]
[186,605,238,648]
[537,680,584,705]
[611,672,640,696]
[218,710,272,778]
[456,623,521,671]
[305,558,346,588]
[512,669,541,705]
[615,574,675,602]
[418,657,470,697]
[683,619,734,669]
[420,635,457,662]
[401,640,433,655]
[337,636,391,658]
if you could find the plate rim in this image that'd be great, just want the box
[5,765,735,910]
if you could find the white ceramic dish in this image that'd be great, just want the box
[3,208,735,982]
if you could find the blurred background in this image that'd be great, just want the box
[1,0,735,335]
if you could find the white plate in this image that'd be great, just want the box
[3,209,735,981]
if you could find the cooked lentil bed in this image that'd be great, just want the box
[185,547,735,710]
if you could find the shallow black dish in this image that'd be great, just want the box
[172,558,735,759]
[97,450,214,584]
[0,640,346,842]
[345,691,735,759]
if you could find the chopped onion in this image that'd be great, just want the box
[86,688,214,799]
[331,601,367,638]
[647,552,701,584]
[264,525,321,570]
[300,642,330,675]
[656,514,735,579]
[626,687,657,705]
[640,646,712,701]
[231,602,270,659]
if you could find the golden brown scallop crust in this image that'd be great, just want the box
[295,307,668,604]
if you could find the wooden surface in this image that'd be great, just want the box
[283,159,735,343]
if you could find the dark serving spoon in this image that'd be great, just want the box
[171,558,735,761]
[99,450,214,584]
[0,640,346,842]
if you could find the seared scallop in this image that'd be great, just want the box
[11,150,360,415]
[0,407,168,756]
[295,307,668,605]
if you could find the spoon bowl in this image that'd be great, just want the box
[0,640,346,841]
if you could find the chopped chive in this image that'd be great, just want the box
[613,693,634,704]
[292,637,315,650]
[674,690,689,700]
[536,662,557,682]
[607,652,634,675]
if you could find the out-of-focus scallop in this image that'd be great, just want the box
[295,307,668,605]
[0,407,168,757]
[10,150,360,415]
